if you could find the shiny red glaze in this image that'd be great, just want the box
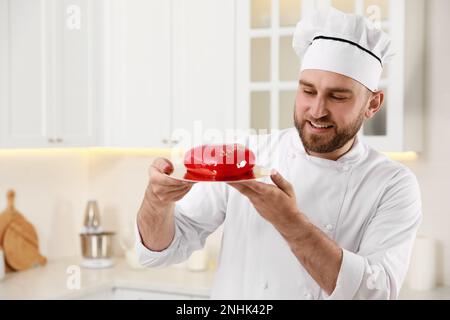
[184,144,256,179]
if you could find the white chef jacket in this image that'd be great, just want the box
[136,128,422,300]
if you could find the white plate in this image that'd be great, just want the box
[166,165,272,183]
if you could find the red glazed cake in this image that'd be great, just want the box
[184,144,256,179]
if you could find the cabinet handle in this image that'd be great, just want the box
[48,138,63,144]
[162,139,180,146]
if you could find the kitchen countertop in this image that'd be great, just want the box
[1,257,449,300]
[399,286,450,300]
[0,257,215,300]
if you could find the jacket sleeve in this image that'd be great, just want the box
[327,168,423,300]
[135,182,228,268]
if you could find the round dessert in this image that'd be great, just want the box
[183,144,256,179]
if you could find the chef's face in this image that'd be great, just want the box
[294,69,383,157]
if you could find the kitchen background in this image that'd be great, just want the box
[0,0,449,299]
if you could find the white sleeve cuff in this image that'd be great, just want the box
[326,249,366,300]
[134,217,182,264]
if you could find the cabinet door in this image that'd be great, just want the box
[0,0,54,148]
[54,0,100,147]
[171,0,235,147]
[0,0,100,148]
[105,0,172,148]
[236,0,313,133]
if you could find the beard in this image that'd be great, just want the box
[294,108,365,154]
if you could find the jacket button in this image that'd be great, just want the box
[304,293,314,300]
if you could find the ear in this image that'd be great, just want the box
[365,91,384,120]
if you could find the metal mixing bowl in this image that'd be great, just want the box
[80,232,115,259]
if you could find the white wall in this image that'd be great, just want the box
[0,151,89,259]
[403,0,450,286]
[86,153,162,257]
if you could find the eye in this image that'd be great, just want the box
[331,95,348,101]
[303,89,316,96]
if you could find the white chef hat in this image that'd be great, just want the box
[293,7,394,92]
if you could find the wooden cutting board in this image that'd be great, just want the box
[0,190,26,245]
[3,218,47,270]
[0,190,46,271]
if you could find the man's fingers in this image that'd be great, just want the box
[228,183,260,199]
[153,183,191,195]
[152,158,174,175]
[149,163,194,187]
[152,184,193,203]
[270,170,294,196]
[150,170,181,186]
[174,186,194,200]
[237,181,267,194]
[153,173,194,187]
[160,187,192,202]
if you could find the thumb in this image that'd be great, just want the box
[152,158,174,175]
[270,170,294,197]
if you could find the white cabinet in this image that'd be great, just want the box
[236,0,309,132]
[236,0,425,152]
[171,0,235,147]
[0,0,51,147]
[1,0,236,149]
[0,0,100,148]
[102,0,172,148]
[105,0,236,148]
[56,0,102,148]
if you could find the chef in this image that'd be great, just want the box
[135,8,422,300]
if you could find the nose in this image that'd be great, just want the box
[309,96,329,119]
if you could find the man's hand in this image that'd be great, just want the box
[146,158,195,211]
[137,158,195,252]
[229,169,342,295]
[228,170,302,238]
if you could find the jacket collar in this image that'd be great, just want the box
[287,128,368,170]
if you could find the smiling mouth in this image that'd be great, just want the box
[308,121,334,130]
